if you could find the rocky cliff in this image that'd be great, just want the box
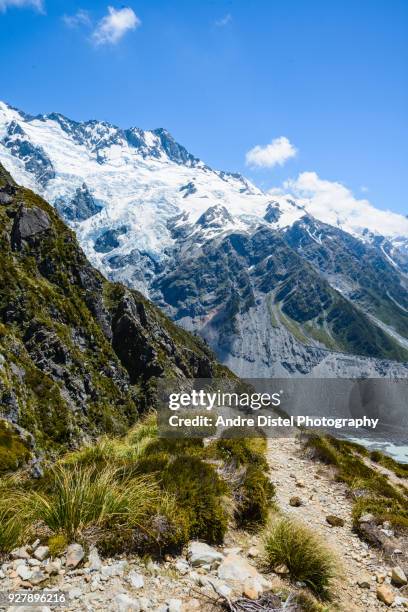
[0,163,229,466]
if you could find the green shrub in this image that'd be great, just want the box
[263,516,338,599]
[0,420,31,475]
[162,455,229,544]
[236,464,275,527]
[48,534,68,557]
[210,437,268,468]
[305,435,340,466]
[137,493,190,555]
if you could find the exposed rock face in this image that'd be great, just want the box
[11,206,51,249]
[2,120,55,187]
[55,183,102,222]
[0,163,228,461]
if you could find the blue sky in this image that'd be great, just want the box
[0,0,407,215]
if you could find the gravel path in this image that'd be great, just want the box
[266,436,406,611]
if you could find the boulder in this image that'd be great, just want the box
[187,542,224,568]
[359,513,375,523]
[11,205,51,250]
[44,559,62,575]
[377,584,395,606]
[16,564,32,581]
[217,553,267,595]
[101,559,127,578]
[11,547,30,560]
[289,496,302,507]
[243,579,261,600]
[30,570,47,585]
[391,566,407,586]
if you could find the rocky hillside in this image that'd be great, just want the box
[0,163,230,466]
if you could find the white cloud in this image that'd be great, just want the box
[283,171,408,237]
[215,13,232,27]
[246,136,297,168]
[0,0,44,12]
[63,9,91,28]
[92,6,140,46]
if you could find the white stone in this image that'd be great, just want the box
[175,560,189,575]
[16,564,32,581]
[88,546,102,572]
[101,560,128,578]
[114,593,141,612]
[34,546,49,561]
[128,570,144,589]
[68,587,83,600]
[168,599,182,612]
[217,554,262,584]
[44,559,62,575]
[66,543,85,569]
[11,547,30,560]
[187,542,224,567]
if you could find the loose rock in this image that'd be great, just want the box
[33,546,49,561]
[377,584,395,606]
[187,542,223,568]
[66,543,85,569]
[391,566,407,586]
[326,515,345,527]
[128,570,144,589]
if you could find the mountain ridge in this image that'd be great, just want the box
[0,101,407,377]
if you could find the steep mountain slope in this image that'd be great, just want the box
[0,101,407,376]
[150,211,408,376]
[284,217,408,344]
[0,163,229,465]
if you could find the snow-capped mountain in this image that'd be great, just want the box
[1,100,407,377]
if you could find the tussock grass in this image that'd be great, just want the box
[263,516,339,600]
[294,591,333,612]
[62,412,158,470]
[0,506,25,554]
[23,464,159,541]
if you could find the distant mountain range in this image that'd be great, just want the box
[1,100,407,377]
